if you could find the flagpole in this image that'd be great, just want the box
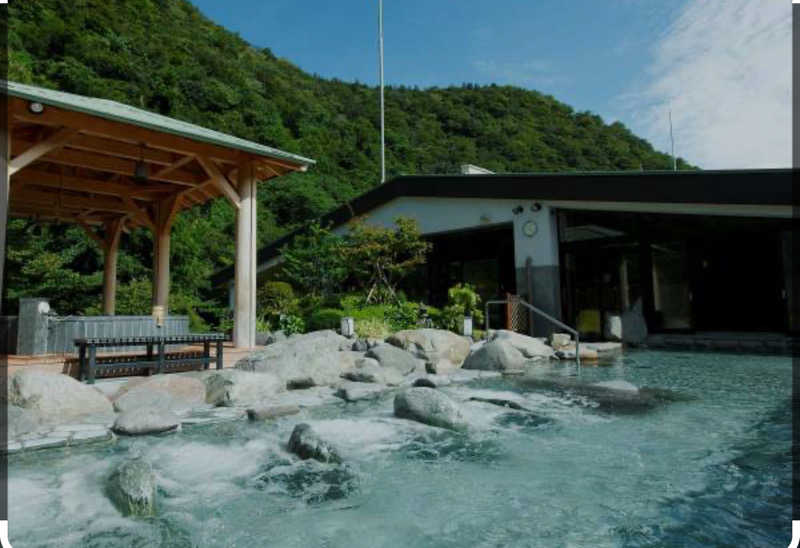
[669,108,676,171]
[379,0,386,183]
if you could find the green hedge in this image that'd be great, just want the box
[307,308,345,331]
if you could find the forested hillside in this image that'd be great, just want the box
[4,0,692,324]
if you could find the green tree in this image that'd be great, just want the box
[280,222,347,298]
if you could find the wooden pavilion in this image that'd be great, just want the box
[0,80,314,348]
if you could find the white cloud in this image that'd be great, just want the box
[618,0,791,169]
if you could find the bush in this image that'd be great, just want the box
[257,281,297,320]
[307,308,345,331]
[278,314,305,336]
[384,301,421,331]
[440,284,484,333]
[355,317,391,340]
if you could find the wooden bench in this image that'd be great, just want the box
[74,333,226,384]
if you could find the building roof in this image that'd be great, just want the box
[4,80,314,167]
[212,168,796,286]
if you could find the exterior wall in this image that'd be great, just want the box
[342,197,563,335]
[0,316,18,355]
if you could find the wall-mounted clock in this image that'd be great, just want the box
[522,220,538,237]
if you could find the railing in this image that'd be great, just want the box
[485,297,581,369]
[47,315,191,354]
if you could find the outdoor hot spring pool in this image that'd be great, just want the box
[8,350,792,547]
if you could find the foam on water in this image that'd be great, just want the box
[8,350,793,547]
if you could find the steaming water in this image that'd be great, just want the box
[8,350,792,547]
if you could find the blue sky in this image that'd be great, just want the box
[190,0,791,169]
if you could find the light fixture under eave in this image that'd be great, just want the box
[28,102,45,114]
[134,144,149,182]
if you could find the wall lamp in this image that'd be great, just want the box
[28,102,45,114]
[512,205,524,215]
[530,202,542,212]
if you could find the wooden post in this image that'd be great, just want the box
[234,161,256,348]
[151,195,179,312]
[102,218,124,315]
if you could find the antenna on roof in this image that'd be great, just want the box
[669,108,676,171]
[378,0,386,183]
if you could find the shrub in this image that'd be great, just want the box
[355,317,391,340]
[384,301,421,331]
[278,314,305,336]
[307,308,345,331]
[440,284,484,333]
[257,281,297,320]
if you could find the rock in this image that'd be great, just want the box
[246,404,301,421]
[8,371,114,425]
[365,343,418,376]
[492,330,556,360]
[467,397,528,411]
[412,378,437,388]
[351,339,369,352]
[107,458,157,517]
[386,329,470,372]
[235,330,353,387]
[256,458,359,504]
[112,406,181,435]
[334,382,388,402]
[604,315,623,342]
[549,333,572,349]
[112,375,205,415]
[204,370,283,407]
[7,405,41,438]
[287,377,315,390]
[555,346,600,361]
[266,331,288,345]
[287,423,341,463]
[341,358,403,385]
[393,388,468,431]
[462,339,526,371]
[622,298,648,345]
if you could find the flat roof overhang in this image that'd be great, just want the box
[212,168,795,286]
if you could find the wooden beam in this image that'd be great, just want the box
[10,98,248,166]
[9,127,78,176]
[102,217,125,315]
[12,144,203,186]
[197,155,241,208]
[122,194,156,231]
[12,168,173,199]
[152,154,195,179]
[65,134,175,165]
[76,219,106,248]
[12,187,133,215]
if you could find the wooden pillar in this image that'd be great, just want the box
[151,195,179,312]
[234,162,256,348]
[102,218,124,315]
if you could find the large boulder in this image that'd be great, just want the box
[287,423,342,463]
[203,370,283,407]
[107,458,157,517]
[112,375,205,415]
[387,329,470,373]
[112,406,181,435]
[334,382,388,403]
[462,339,526,372]
[393,388,468,431]
[8,371,114,424]
[491,330,555,360]
[7,405,41,438]
[365,344,419,376]
[341,357,403,385]
[235,330,354,387]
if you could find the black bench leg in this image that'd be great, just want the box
[87,345,96,385]
[146,343,154,376]
[216,341,223,370]
[78,344,87,381]
[203,341,211,370]
[157,341,165,375]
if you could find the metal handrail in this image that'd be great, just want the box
[484,298,581,368]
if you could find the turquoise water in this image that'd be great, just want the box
[8,350,793,547]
